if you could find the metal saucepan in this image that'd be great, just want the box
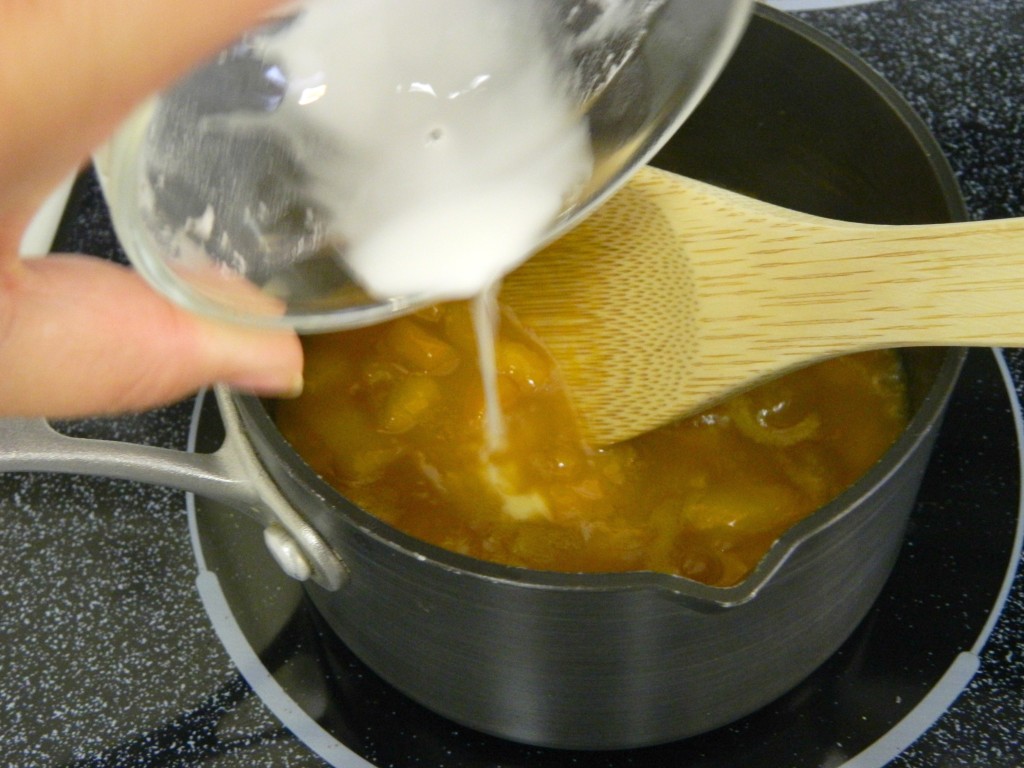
[0,7,967,750]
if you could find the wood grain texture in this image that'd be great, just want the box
[502,165,1024,445]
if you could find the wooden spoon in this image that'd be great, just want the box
[501,164,1024,447]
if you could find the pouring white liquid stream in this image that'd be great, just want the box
[472,287,507,453]
[262,0,599,460]
[260,0,640,467]
[258,0,680,512]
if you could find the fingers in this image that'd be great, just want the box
[0,254,303,418]
[0,0,286,217]
[0,0,304,418]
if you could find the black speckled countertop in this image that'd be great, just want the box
[2,2,1023,766]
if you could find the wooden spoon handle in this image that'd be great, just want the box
[651,169,1024,354]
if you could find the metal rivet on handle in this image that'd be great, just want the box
[262,524,313,582]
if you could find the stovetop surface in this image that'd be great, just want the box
[2,2,1023,766]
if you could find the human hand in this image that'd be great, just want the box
[0,0,303,418]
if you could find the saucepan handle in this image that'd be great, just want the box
[0,389,347,591]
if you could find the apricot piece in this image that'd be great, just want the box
[497,340,550,392]
[387,319,461,375]
[379,375,442,434]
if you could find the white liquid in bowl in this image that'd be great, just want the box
[260,0,595,301]
[133,0,664,326]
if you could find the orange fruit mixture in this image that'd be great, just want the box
[276,301,907,587]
